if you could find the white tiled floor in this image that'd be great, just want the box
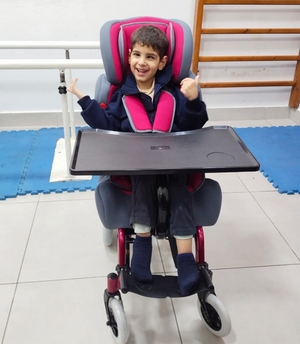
[1,120,300,344]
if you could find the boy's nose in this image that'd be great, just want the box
[138,57,146,65]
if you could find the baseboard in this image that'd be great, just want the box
[207,106,291,121]
[289,109,300,124]
[0,110,86,130]
[0,106,296,130]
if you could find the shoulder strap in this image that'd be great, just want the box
[152,91,176,133]
[122,91,176,133]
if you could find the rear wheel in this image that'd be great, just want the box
[103,227,114,246]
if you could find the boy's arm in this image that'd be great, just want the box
[175,75,208,130]
[68,78,121,130]
[78,95,122,130]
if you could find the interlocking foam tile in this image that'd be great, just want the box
[18,128,98,196]
[0,128,97,200]
[0,130,36,200]
[235,126,300,194]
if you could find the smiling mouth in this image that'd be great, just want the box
[136,68,148,74]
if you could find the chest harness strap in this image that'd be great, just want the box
[122,90,176,133]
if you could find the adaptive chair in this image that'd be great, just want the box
[93,17,231,343]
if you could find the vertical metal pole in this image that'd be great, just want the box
[58,70,72,176]
[65,49,76,138]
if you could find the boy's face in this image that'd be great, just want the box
[129,43,167,90]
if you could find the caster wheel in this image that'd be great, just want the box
[103,227,114,246]
[108,298,130,344]
[198,293,231,337]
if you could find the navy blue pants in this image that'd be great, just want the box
[129,174,196,237]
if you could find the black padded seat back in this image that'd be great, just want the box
[95,178,222,230]
[192,178,222,226]
[95,179,132,229]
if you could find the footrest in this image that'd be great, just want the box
[126,273,211,298]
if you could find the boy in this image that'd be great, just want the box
[68,25,208,296]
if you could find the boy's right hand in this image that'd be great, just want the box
[67,78,78,94]
[67,78,86,100]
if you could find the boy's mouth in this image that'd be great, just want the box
[136,68,148,74]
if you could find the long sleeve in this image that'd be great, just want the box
[78,94,123,130]
[173,89,208,131]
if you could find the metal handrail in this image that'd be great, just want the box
[0,41,104,179]
[0,59,103,69]
[0,41,99,49]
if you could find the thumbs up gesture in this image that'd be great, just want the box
[180,74,200,101]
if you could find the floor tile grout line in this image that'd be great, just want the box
[1,283,18,344]
[210,262,300,272]
[15,263,300,287]
[17,275,110,285]
[248,190,300,262]
[223,185,300,263]
[170,298,184,344]
[1,200,39,344]
[15,201,40,283]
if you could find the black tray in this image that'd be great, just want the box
[70,126,260,175]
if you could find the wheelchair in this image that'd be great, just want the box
[93,17,232,343]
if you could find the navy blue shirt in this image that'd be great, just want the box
[78,65,208,132]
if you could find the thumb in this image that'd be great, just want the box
[195,74,200,84]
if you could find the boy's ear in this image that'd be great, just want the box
[128,49,132,62]
[158,55,168,70]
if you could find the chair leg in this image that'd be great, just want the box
[195,226,205,264]
[117,228,134,267]
[116,228,134,294]
[118,228,126,267]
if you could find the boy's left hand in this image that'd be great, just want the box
[180,75,200,101]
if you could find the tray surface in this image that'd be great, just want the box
[70,126,260,175]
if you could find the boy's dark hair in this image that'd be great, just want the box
[131,25,169,59]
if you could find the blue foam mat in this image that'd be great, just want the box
[0,130,36,199]
[1,126,300,199]
[0,128,98,200]
[235,126,300,194]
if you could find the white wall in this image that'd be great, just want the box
[0,0,300,125]
[0,0,194,114]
